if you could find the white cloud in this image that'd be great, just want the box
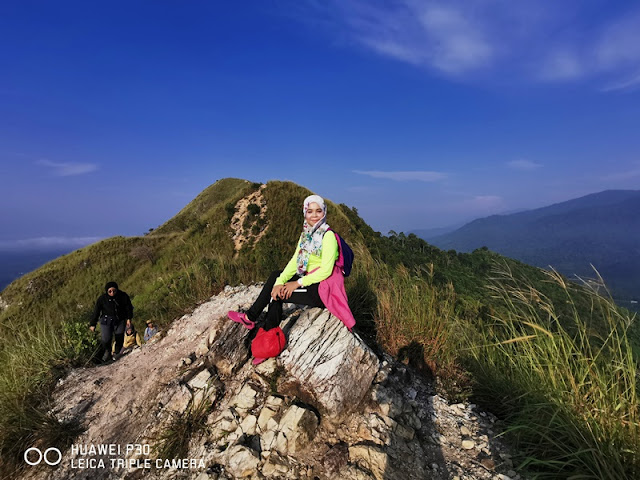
[299,1,640,90]
[37,159,98,176]
[0,236,103,251]
[415,4,494,73]
[507,159,543,171]
[329,0,497,75]
[354,170,447,181]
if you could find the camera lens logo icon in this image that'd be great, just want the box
[24,447,62,466]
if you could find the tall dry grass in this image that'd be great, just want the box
[464,263,639,479]
[347,245,464,390]
[0,315,86,474]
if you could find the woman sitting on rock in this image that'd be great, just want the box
[228,194,355,347]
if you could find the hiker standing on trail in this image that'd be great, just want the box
[89,281,134,362]
[228,194,355,364]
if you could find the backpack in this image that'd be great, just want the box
[251,327,286,359]
[330,231,354,277]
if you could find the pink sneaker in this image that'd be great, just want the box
[252,357,266,365]
[227,311,255,330]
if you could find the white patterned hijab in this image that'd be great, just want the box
[296,195,330,275]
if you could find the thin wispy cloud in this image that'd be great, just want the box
[37,159,98,176]
[537,49,585,81]
[466,195,503,209]
[507,159,542,171]
[438,194,505,215]
[601,165,640,182]
[601,70,640,93]
[354,170,447,181]
[595,13,640,72]
[354,3,494,74]
[300,1,640,90]
[346,185,375,193]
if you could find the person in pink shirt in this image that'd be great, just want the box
[228,194,355,335]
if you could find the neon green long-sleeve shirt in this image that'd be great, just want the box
[275,230,338,287]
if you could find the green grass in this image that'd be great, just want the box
[463,265,639,479]
[1,177,637,479]
[0,178,259,475]
[345,245,466,392]
[0,316,86,472]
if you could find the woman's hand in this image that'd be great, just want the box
[271,284,284,301]
[281,281,299,300]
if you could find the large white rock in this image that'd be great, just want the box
[274,405,318,455]
[225,445,260,477]
[349,445,389,480]
[257,396,284,432]
[279,309,379,419]
[188,369,212,390]
[240,414,257,435]
[232,384,259,411]
[164,385,192,413]
[262,452,291,477]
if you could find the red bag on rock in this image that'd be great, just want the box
[251,327,286,361]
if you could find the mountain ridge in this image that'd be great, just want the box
[426,189,640,303]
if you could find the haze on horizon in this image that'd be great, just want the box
[2,0,640,250]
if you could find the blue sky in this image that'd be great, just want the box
[1,0,640,248]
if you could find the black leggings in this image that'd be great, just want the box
[247,270,325,330]
[100,320,125,356]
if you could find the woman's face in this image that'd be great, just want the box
[305,202,324,226]
[107,287,117,297]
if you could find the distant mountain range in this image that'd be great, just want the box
[411,222,466,240]
[424,190,640,305]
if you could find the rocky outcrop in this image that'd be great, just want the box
[279,309,379,419]
[24,285,523,480]
[230,184,268,254]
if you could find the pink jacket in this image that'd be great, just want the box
[317,243,356,331]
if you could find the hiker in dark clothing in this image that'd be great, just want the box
[89,281,134,362]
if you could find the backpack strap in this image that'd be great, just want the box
[326,228,345,273]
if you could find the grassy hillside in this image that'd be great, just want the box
[0,178,369,472]
[1,179,638,479]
